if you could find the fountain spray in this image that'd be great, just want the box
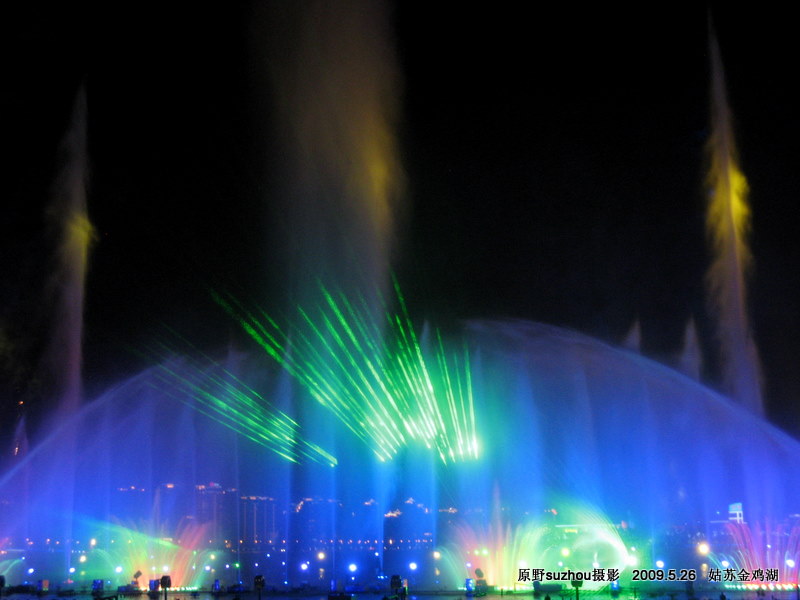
[46,83,95,574]
[705,26,763,415]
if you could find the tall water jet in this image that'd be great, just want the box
[678,318,702,380]
[260,0,406,547]
[705,28,763,415]
[264,0,405,304]
[47,84,94,418]
[45,84,94,569]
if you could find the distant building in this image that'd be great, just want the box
[195,483,237,546]
[240,495,280,548]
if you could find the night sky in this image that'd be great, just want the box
[2,4,799,442]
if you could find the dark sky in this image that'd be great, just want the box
[2,4,799,439]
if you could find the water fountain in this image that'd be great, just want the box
[2,6,799,597]
[3,309,800,590]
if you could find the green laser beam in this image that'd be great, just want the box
[215,279,479,464]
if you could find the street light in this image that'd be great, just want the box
[571,578,582,600]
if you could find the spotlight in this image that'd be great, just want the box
[160,575,171,600]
